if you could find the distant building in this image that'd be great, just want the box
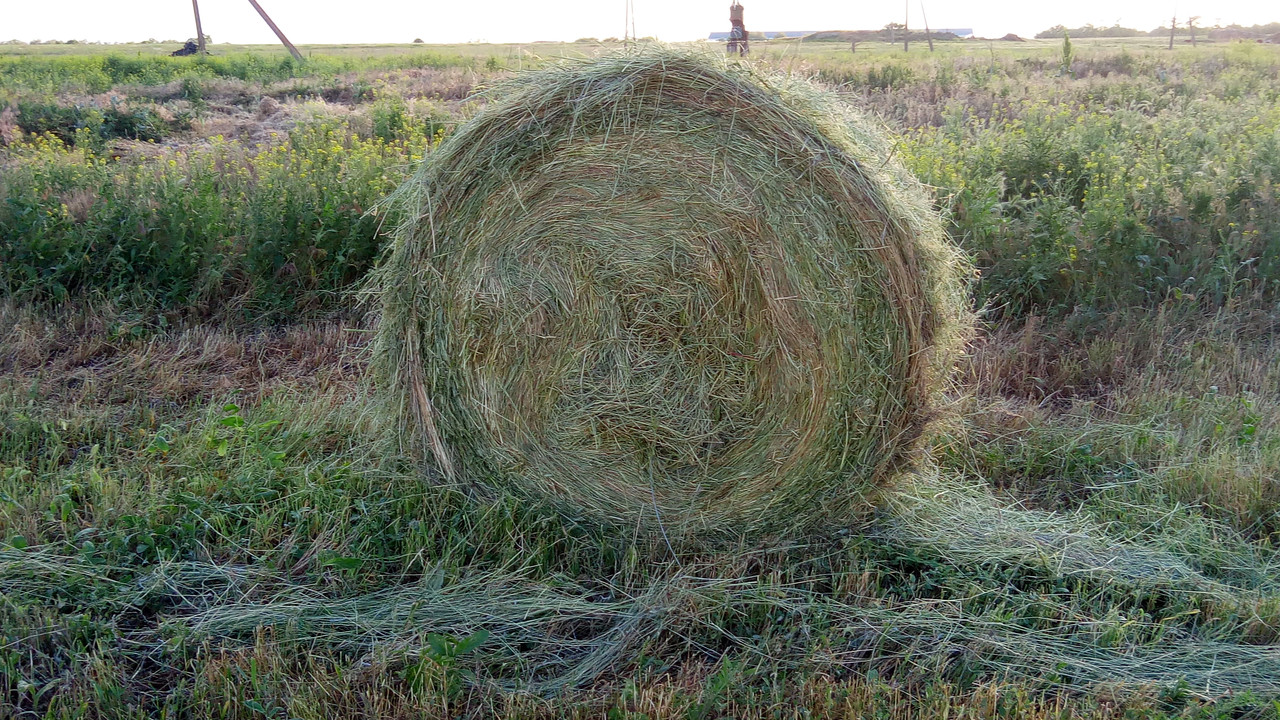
[709,27,974,40]
[708,31,815,40]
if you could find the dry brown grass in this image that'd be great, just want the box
[0,302,366,409]
[952,304,1280,535]
[0,106,18,146]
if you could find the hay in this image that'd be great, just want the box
[375,50,971,535]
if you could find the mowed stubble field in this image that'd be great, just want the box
[2,37,1280,718]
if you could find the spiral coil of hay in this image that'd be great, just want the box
[375,50,971,537]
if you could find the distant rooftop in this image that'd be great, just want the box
[709,28,974,40]
[707,31,815,40]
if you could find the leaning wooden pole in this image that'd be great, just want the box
[192,0,207,55]
[920,0,934,51]
[245,0,303,62]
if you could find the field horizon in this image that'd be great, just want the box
[0,34,1227,57]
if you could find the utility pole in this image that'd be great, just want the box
[623,0,637,43]
[920,0,934,51]
[245,0,303,62]
[191,0,206,55]
[903,0,909,51]
[1169,15,1176,49]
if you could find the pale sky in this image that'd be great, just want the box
[3,0,1277,45]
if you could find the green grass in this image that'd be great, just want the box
[3,306,1279,717]
[5,41,1279,318]
[3,39,1280,718]
[1,111,434,314]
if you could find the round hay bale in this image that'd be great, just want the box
[375,51,971,537]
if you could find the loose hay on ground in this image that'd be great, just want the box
[375,50,972,537]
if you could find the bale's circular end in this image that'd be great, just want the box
[375,51,970,537]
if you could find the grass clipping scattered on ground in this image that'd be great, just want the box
[375,50,971,536]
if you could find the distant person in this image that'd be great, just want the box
[727,1,749,55]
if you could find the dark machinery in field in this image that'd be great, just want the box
[179,0,302,61]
